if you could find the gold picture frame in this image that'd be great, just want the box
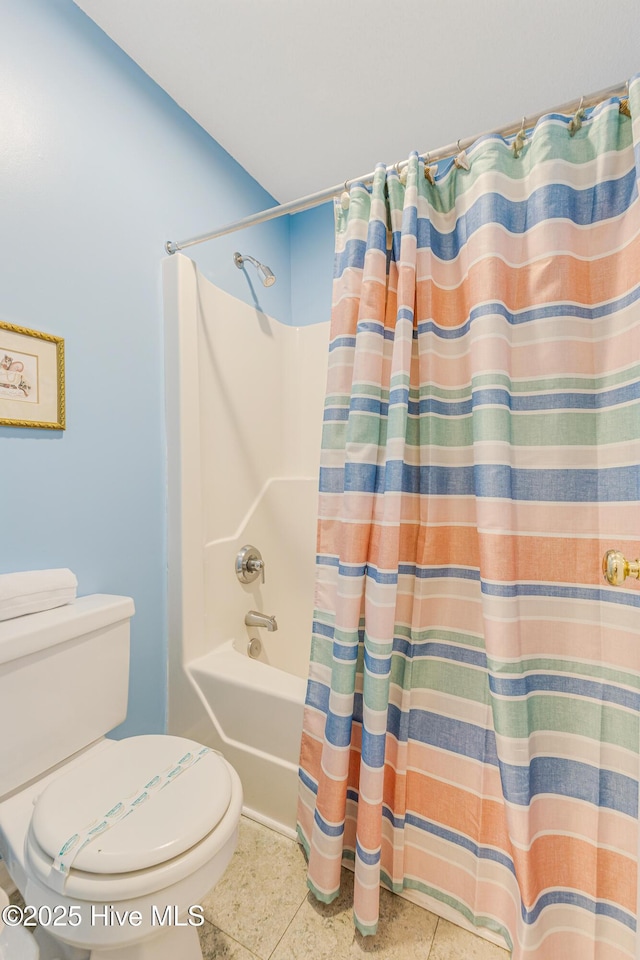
[0,321,65,429]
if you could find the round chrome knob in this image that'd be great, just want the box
[236,544,265,584]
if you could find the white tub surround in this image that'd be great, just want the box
[164,254,328,836]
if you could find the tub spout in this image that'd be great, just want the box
[244,610,278,632]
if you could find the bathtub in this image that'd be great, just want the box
[188,637,307,838]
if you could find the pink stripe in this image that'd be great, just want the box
[415,210,640,281]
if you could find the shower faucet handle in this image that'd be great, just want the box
[602,549,640,586]
[236,544,265,584]
[247,556,265,583]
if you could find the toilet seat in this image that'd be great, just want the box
[25,736,240,901]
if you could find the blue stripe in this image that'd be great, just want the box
[334,641,359,662]
[469,382,640,411]
[323,407,350,422]
[499,756,638,816]
[480,581,640,608]
[327,285,640,344]
[363,647,391,675]
[334,239,366,275]
[387,703,499,764]
[306,683,638,814]
[355,320,396,340]
[489,673,640,711]
[523,890,635,930]
[334,170,637,276]
[334,561,478,586]
[298,766,318,795]
[402,203,418,240]
[381,809,635,929]
[381,701,637,814]
[314,809,344,837]
[396,307,415,324]
[393,637,487,668]
[325,710,354,748]
[328,335,356,352]
[319,462,640,501]
[355,838,381,866]
[337,561,368,578]
[366,218,388,254]
[415,285,640,339]
[361,728,386,768]
[306,679,330,714]
[401,565,481,582]
[324,381,640,421]
[316,560,640,609]
[397,808,517,872]
[410,383,640,415]
[389,387,409,406]
[354,692,363,724]
[348,395,389,417]
[415,176,638,257]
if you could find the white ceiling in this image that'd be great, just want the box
[73,0,640,205]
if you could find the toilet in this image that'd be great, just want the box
[0,595,243,960]
[0,887,39,959]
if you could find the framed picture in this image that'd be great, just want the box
[0,321,65,429]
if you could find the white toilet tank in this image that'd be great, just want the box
[0,594,134,797]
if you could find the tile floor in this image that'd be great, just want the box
[198,816,511,960]
[9,816,511,959]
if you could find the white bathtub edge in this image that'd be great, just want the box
[242,805,299,843]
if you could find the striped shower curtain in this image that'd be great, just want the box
[297,76,640,960]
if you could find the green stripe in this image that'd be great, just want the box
[490,695,639,750]
[391,658,490,706]
[488,656,640,690]
[309,633,335,670]
[333,365,640,407]
[336,105,632,233]
[321,405,640,448]
[480,366,640,395]
[390,876,513,951]
[395,626,485,649]
[343,820,514,948]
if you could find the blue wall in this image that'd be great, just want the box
[0,0,299,736]
[290,203,335,327]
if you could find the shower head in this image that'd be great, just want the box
[233,252,276,287]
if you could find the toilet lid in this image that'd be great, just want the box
[31,735,232,876]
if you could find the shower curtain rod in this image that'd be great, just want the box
[164,79,628,256]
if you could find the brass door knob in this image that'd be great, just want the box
[602,549,640,585]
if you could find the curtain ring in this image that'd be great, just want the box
[512,116,527,158]
[619,80,631,117]
[569,97,586,137]
[340,179,350,210]
[454,139,470,171]
[424,152,437,184]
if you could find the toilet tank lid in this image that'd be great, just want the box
[0,594,135,666]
